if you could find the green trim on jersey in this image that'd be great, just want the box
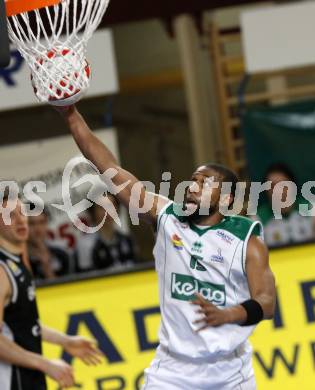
[162,203,261,240]
[189,216,261,239]
[165,202,187,222]
[156,201,176,232]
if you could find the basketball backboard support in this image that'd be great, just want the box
[0,0,10,68]
[241,2,315,74]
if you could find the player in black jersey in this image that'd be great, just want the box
[0,194,103,389]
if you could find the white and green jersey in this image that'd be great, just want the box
[153,201,263,360]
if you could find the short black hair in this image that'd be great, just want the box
[264,163,296,183]
[203,162,239,201]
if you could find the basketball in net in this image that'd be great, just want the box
[31,48,91,106]
[6,0,110,106]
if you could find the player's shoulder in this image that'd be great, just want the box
[156,201,188,233]
[218,215,262,241]
[0,247,19,263]
[0,248,8,261]
[0,248,23,282]
[158,201,186,221]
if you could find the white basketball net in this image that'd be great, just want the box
[7,0,110,104]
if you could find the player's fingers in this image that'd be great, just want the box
[84,340,98,350]
[193,316,207,324]
[195,293,208,304]
[91,358,101,366]
[85,354,101,365]
[196,323,208,332]
[57,376,66,388]
[191,297,206,307]
[92,346,104,357]
[59,379,70,389]
[196,306,214,316]
[195,316,219,330]
[197,294,217,309]
[82,349,102,365]
[84,347,101,359]
[89,354,102,364]
[67,371,75,387]
[190,297,202,304]
[81,356,91,366]
[88,345,104,358]
[85,358,96,366]
[60,376,71,388]
[64,367,75,386]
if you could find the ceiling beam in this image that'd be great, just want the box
[102,0,269,27]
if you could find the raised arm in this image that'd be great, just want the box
[0,267,74,388]
[59,106,169,224]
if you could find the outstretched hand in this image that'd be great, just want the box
[53,104,75,117]
[63,336,103,366]
[43,359,74,389]
[191,293,231,331]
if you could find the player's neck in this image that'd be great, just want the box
[0,237,24,256]
[191,212,224,227]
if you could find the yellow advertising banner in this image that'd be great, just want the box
[37,244,315,390]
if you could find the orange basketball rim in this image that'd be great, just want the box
[5,0,62,17]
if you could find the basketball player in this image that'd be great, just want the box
[60,105,276,389]
[0,193,103,390]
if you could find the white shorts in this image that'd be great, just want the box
[142,345,256,390]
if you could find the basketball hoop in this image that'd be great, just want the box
[5,0,110,105]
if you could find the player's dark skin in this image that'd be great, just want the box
[58,105,276,329]
[185,167,276,330]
